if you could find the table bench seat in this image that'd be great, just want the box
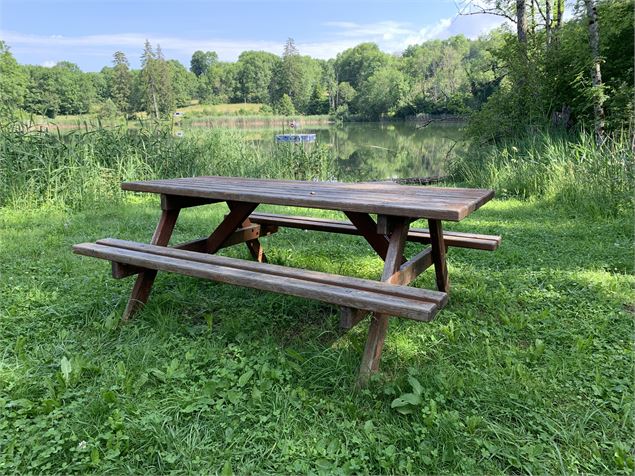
[73,238,447,322]
[249,213,501,251]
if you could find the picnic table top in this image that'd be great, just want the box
[122,176,495,221]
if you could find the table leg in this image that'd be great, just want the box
[230,202,267,263]
[357,217,409,387]
[206,201,259,254]
[122,208,180,320]
[428,219,449,293]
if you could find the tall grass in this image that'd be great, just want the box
[449,131,634,217]
[0,123,334,209]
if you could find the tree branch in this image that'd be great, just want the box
[454,0,517,23]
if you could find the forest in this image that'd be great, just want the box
[0,0,632,139]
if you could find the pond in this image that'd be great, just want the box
[313,121,464,181]
[190,120,465,182]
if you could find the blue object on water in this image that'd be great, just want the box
[275,134,316,143]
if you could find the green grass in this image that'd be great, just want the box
[178,102,265,116]
[450,131,634,218]
[1,198,633,474]
[0,124,334,209]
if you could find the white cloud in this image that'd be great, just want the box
[41,60,57,67]
[0,13,505,70]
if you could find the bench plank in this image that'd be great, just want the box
[248,213,501,251]
[95,239,447,307]
[73,241,444,322]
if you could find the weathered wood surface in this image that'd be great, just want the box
[357,217,410,386]
[93,239,447,307]
[122,177,495,221]
[249,213,501,251]
[340,307,368,329]
[428,219,450,293]
[122,208,179,320]
[73,240,447,322]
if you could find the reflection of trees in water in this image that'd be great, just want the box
[322,123,463,181]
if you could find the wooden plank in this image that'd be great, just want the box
[160,194,219,210]
[340,307,367,329]
[94,239,447,306]
[357,217,410,387]
[389,247,433,286]
[73,243,440,322]
[112,262,143,279]
[343,212,391,260]
[231,202,268,263]
[121,177,496,221]
[428,219,449,293]
[250,213,501,251]
[122,208,179,320]
[206,201,258,254]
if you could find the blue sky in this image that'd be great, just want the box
[0,0,504,71]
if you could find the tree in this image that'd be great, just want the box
[168,60,196,107]
[307,84,329,115]
[23,66,60,117]
[140,41,173,117]
[0,41,28,117]
[276,93,295,115]
[111,51,132,114]
[190,50,218,76]
[51,61,94,115]
[583,0,605,143]
[355,66,409,119]
[236,51,280,103]
[335,43,390,90]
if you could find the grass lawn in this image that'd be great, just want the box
[0,198,633,474]
[178,102,265,116]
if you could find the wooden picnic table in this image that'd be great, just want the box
[73,176,498,385]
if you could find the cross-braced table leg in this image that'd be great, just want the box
[356,217,410,387]
[122,208,180,320]
[122,200,262,320]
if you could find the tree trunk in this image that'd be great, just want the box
[545,0,553,45]
[556,0,564,29]
[583,0,605,143]
[516,0,528,44]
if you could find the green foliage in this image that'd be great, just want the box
[335,43,391,90]
[0,41,28,117]
[0,196,631,473]
[140,41,174,117]
[190,50,218,77]
[469,0,634,138]
[236,51,280,103]
[450,130,634,217]
[110,52,131,114]
[0,124,333,209]
[355,66,409,119]
[168,60,196,108]
[275,94,296,116]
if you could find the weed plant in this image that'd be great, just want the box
[449,130,634,218]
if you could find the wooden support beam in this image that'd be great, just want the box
[160,194,219,210]
[389,247,433,286]
[122,208,180,320]
[344,211,390,260]
[340,307,368,329]
[206,201,258,254]
[428,219,449,293]
[112,262,143,279]
[357,217,410,387]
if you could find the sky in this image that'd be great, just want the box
[0,0,506,71]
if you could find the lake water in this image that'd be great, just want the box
[311,121,464,181]
[192,120,465,182]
